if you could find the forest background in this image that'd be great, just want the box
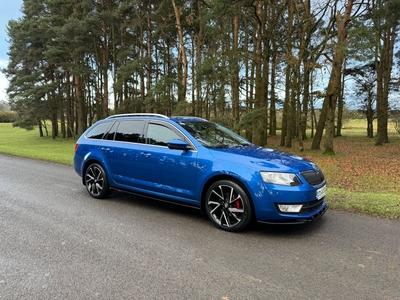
[1,0,400,156]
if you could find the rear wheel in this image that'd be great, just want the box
[84,163,111,199]
[205,180,253,232]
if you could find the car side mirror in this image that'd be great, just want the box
[167,139,192,151]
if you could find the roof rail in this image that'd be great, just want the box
[106,113,169,119]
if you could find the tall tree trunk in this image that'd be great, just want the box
[336,65,345,137]
[269,49,277,136]
[280,70,289,147]
[267,1,277,137]
[375,25,395,145]
[112,20,117,112]
[146,2,152,111]
[172,0,188,103]
[100,0,109,119]
[284,0,294,148]
[65,70,74,138]
[300,0,312,142]
[302,66,311,140]
[322,2,353,154]
[139,23,146,111]
[367,91,374,138]
[75,73,85,136]
[231,13,240,131]
[311,99,328,149]
[296,0,312,151]
[195,0,203,117]
[260,3,268,145]
[269,46,277,135]
[252,2,264,146]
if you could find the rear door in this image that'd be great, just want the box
[104,120,146,187]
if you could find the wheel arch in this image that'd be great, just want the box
[81,159,106,186]
[199,174,256,217]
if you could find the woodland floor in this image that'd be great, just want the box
[267,132,400,195]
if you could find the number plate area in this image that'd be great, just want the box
[317,185,327,200]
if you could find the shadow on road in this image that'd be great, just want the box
[96,189,329,237]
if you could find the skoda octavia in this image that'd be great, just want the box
[74,113,327,231]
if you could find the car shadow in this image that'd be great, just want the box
[107,189,209,221]
[251,216,328,236]
[104,190,329,237]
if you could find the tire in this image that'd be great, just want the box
[205,180,253,232]
[84,163,111,199]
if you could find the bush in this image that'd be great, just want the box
[0,111,18,123]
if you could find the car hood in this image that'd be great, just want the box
[209,146,318,173]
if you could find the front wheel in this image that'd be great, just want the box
[205,180,253,232]
[84,163,111,199]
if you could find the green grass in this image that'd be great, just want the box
[328,188,400,220]
[0,123,76,165]
[1,122,399,221]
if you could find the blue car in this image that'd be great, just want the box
[74,113,327,231]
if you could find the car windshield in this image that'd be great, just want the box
[178,121,252,148]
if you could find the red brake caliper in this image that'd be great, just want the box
[232,196,242,210]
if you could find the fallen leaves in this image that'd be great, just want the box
[268,135,400,194]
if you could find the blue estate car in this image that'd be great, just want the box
[74,113,327,231]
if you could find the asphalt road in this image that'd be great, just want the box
[0,154,399,300]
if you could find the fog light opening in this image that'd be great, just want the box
[277,204,303,213]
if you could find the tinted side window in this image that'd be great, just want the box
[115,120,145,143]
[86,122,112,139]
[146,123,181,146]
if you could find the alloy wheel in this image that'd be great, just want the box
[206,180,252,231]
[84,163,110,199]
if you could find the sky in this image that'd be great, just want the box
[0,0,23,102]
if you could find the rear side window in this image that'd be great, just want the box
[86,122,112,139]
[115,120,145,143]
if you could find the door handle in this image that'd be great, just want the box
[141,152,151,158]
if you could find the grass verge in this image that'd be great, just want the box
[328,188,400,220]
[0,123,76,165]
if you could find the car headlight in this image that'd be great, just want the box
[260,172,301,186]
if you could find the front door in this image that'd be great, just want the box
[137,122,199,205]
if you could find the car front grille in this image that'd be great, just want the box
[300,198,325,213]
[300,170,325,186]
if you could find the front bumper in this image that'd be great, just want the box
[257,203,328,225]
